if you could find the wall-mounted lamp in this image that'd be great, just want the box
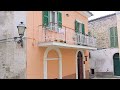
[14,22,26,47]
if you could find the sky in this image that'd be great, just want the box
[88,11,115,21]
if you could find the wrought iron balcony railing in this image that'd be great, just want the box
[38,22,96,47]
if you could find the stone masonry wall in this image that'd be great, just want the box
[0,11,26,79]
[88,14,117,49]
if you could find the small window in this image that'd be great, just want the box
[91,69,94,74]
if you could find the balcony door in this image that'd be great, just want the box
[75,20,85,34]
[50,11,57,30]
[43,11,62,31]
[75,20,85,44]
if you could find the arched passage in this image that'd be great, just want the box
[43,47,62,79]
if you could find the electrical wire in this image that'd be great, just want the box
[0,37,26,43]
[0,38,13,41]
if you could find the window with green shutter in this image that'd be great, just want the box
[110,27,118,48]
[75,20,79,33]
[82,24,85,35]
[42,11,50,27]
[42,11,62,31]
[115,27,118,47]
[57,12,62,28]
[110,27,114,47]
[75,20,85,34]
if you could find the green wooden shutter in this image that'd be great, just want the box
[75,21,79,33]
[43,11,50,27]
[110,27,115,47]
[115,36,118,47]
[57,12,62,28]
[110,27,118,48]
[115,27,118,47]
[82,24,85,35]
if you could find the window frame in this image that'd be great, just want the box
[110,27,118,48]
[75,19,85,34]
[49,11,58,30]
[43,11,62,31]
[49,11,58,25]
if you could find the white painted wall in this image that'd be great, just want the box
[90,48,118,72]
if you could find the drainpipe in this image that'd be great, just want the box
[116,11,120,61]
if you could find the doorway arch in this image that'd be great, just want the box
[113,53,120,76]
[76,50,85,79]
[43,46,62,79]
[77,51,83,79]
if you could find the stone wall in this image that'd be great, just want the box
[88,13,119,77]
[0,11,27,79]
[88,14,117,49]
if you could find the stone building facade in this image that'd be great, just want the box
[0,11,26,79]
[88,13,117,49]
[88,13,119,77]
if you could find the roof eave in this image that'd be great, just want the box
[81,11,93,18]
[87,11,93,16]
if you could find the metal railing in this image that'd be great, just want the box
[75,33,96,47]
[39,22,96,47]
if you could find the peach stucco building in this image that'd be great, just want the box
[26,11,97,79]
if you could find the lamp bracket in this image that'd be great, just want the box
[14,37,23,47]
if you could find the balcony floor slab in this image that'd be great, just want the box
[38,42,97,50]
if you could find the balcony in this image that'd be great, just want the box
[38,22,97,50]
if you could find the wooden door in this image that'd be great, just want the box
[77,51,83,79]
[113,53,120,76]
